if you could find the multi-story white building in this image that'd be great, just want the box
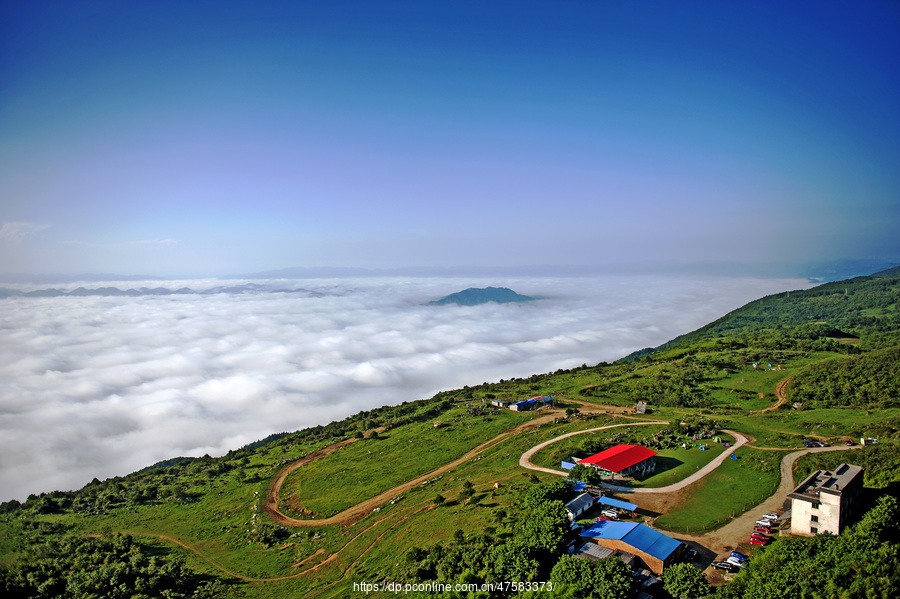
[788,463,863,536]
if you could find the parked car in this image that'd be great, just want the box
[682,547,698,562]
[711,561,736,572]
[754,526,772,535]
[846,440,855,446]
[763,513,779,521]
[730,551,749,561]
[595,516,611,521]
[749,536,770,546]
[726,556,747,568]
[600,509,619,519]
[751,532,771,540]
[755,519,773,528]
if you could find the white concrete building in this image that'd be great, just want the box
[788,463,864,536]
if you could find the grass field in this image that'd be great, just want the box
[631,434,735,488]
[280,407,530,517]
[652,447,781,533]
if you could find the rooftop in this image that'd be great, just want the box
[789,463,863,501]
[578,444,657,473]
[580,521,681,561]
[565,492,595,514]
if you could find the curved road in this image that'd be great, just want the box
[684,444,858,557]
[263,411,565,527]
[519,424,749,494]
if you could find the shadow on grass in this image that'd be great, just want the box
[649,456,685,474]
[635,507,662,519]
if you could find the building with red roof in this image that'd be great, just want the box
[578,444,657,480]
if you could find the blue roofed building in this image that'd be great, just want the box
[509,396,554,411]
[579,520,683,574]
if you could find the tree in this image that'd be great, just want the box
[488,542,540,583]
[521,478,572,509]
[460,481,476,502]
[549,555,632,599]
[549,554,594,597]
[569,463,602,487]
[433,494,445,505]
[663,562,712,599]
[521,500,569,554]
[590,557,633,599]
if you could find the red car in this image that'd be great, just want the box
[754,526,772,535]
[749,536,770,546]
[595,516,611,521]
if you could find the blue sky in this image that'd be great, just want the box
[2,0,899,276]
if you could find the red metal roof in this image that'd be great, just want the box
[578,444,657,473]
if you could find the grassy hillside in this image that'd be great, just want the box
[2,272,900,597]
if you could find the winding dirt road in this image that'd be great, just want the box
[752,375,793,413]
[262,411,565,527]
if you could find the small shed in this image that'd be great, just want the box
[565,492,596,520]
[561,456,582,470]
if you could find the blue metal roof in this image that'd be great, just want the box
[598,497,638,511]
[580,521,681,561]
[580,520,637,540]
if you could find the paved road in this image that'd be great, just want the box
[518,425,748,494]
[518,421,668,476]
[681,444,859,557]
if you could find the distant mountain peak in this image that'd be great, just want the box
[428,287,538,306]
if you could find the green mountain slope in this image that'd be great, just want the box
[623,272,900,361]
[2,272,899,598]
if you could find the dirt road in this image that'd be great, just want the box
[263,411,565,527]
[752,375,793,414]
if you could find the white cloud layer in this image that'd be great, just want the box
[0,221,49,242]
[0,275,811,501]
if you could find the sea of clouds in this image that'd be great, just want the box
[0,274,812,502]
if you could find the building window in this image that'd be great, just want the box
[811,527,818,535]
[811,515,819,523]
[811,503,818,510]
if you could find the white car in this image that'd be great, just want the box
[726,556,747,568]
[600,509,619,519]
[763,513,779,521]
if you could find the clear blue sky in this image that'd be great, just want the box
[2,0,898,276]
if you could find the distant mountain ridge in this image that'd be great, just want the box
[428,287,539,306]
[0,283,329,299]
